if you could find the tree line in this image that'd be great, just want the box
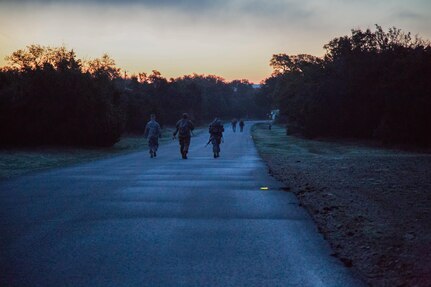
[260,25,431,146]
[0,45,264,147]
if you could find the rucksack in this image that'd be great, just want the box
[209,122,224,134]
[178,120,190,136]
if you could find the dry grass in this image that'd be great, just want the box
[0,129,175,179]
[252,123,431,286]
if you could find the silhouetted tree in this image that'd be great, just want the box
[0,45,124,146]
[0,45,264,146]
[260,25,431,146]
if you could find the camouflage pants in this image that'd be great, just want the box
[179,136,191,155]
[148,136,159,153]
[211,136,221,153]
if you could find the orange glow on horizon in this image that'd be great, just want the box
[1,1,430,83]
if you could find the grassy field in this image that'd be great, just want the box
[0,129,175,180]
[252,122,401,157]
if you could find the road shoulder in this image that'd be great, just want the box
[0,129,174,180]
[251,123,431,287]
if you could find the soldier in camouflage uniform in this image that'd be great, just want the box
[239,119,245,132]
[208,117,224,158]
[173,113,194,159]
[144,114,162,158]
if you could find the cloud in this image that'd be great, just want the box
[1,0,431,82]
[1,0,315,20]
[396,10,427,20]
[238,0,314,20]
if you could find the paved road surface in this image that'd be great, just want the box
[0,122,364,286]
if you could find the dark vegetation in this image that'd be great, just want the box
[3,25,429,148]
[0,45,264,147]
[259,25,431,146]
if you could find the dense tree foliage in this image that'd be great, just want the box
[0,46,123,146]
[0,45,263,147]
[122,73,260,134]
[260,26,431,146]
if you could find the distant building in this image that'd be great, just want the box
[270,109,279,121]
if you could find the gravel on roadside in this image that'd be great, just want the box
[252,123,431,287]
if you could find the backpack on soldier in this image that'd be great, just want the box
[178,120,190,137]
[209,122,224,135]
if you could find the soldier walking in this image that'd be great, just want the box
[231,118,238,132]
[143,114,162,158]
[173,113,194,159]
[208,117,224,158]
[239,119,245,132]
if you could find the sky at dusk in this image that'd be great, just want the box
[1,0,430,83]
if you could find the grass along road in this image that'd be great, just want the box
[0,129,176,180]
[251,123,431,287]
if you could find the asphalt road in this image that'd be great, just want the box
[0,122,364,287]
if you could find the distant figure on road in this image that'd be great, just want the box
[239,119,245,132]
[144,114,162,158]
[208,117,224,158]
[173,113,194,159]
[231,118,238,132]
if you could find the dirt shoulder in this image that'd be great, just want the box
[252,123,431,286]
